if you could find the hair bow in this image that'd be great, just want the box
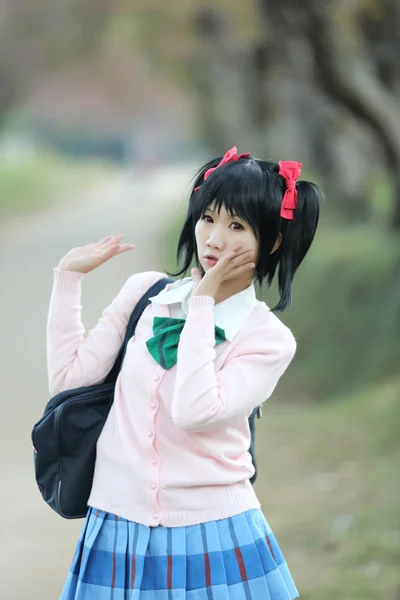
[278,160,302,220]
[194,146,250,191]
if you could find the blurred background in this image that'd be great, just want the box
[0,1,399,599]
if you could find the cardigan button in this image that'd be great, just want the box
[150,403,157,410]
[151,483,157,490]
[147,431,154,438]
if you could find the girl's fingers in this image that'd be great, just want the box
[97,235,113,245]
[103,243,135,256]
[235,250,254,262]
[217,252,236,265]
[101,245,120,258]
[99,234,125,248]
[191,267,202,284]
[221,251,255,278]
[115,244,135,254]
[214,244,244,265]
[220,245,244,262]
[231,259,255,271]
[190,268,203,293]
[210,247,255,280]
[223,250,254,269]
[229,263,256,278]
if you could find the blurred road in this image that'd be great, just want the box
[0,165,193,600]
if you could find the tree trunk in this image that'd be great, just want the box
[304,1,400,230]
[192,8,259,153]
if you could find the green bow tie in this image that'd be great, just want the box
[146,316,226,370]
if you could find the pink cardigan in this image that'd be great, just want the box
[47,269,296,527]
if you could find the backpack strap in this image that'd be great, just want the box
[248,403,263,485]
[105,277,174,383]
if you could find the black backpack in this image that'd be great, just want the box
[32,277,260,519]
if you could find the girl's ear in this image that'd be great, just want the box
[270,233,282,254]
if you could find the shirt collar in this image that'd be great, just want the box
[149,277,258,341]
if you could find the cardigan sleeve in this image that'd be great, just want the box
[46,268,165,395]
[171,295,296,432]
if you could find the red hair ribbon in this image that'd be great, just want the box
[278,160,302,220]
[194,146,250,191]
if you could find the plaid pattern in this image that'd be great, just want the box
[60,508,299,599]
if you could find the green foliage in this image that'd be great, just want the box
[254,377,400,599]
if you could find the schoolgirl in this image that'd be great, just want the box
[48,147,322,598]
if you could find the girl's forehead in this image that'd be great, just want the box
[206,199,232,213]
[206,200,241,219]
[205,202,229,216]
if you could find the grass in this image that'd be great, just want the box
[254,377,400,599]
[0,149,112,222]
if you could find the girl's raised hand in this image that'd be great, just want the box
[57,234,135,274]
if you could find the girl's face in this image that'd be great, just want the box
[195,201,259,278]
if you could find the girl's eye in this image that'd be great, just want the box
[201,214,244,231]
[231,222,244,231]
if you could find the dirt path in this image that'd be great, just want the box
[0,165,193,600]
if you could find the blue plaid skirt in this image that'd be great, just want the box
[60,507,299,599]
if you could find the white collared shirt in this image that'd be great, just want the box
[149,277,260,342]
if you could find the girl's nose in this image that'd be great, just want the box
[206,222,227,248]
[206,233,224,250]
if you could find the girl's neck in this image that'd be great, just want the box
[214,277,253,305]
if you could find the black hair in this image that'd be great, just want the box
[168,153,323,311]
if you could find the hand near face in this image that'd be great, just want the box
[191,244,256,299]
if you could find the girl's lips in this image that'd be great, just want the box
[204,256,218,266]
